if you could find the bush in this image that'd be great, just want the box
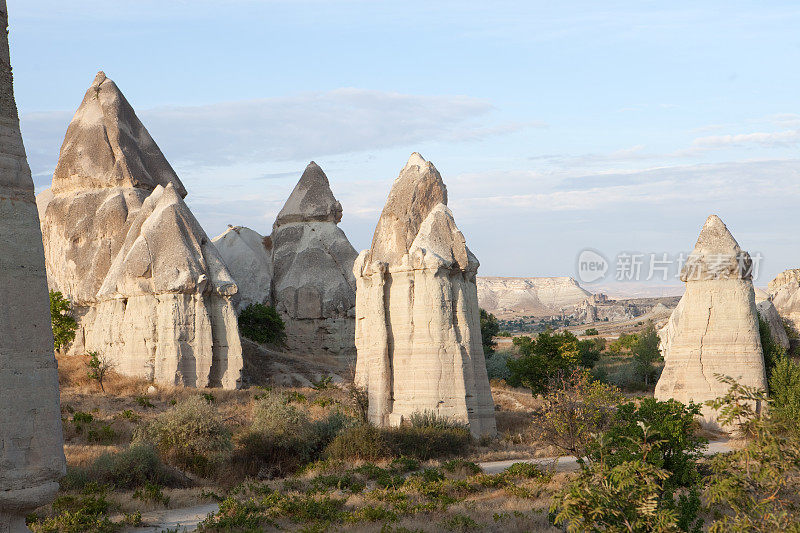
[62,444,183,490]
[630,321,663,386]
[133,396,232,477]
[480,308,500,355]
[760,316,787,379]
[485,351,512,381]
[238,303,286,345]
[584,328,599,336]
[536,369,623,456]
[50,290,77,351]
[408,410,467,430]
[770,356,800,421]
[325,424,390,462]
[383,426,472,461]
[507,330,600,394]
[608,332,638,354]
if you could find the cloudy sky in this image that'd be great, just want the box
[9,0,800,290]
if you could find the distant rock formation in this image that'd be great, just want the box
[655,215,767,426]
[212,225,273,311]
[477,277,591,319]
[0,2,66,528]
[38,72,242,388]
[354,153,496,438]
[270,162,358,359]
[756,300,791,352]
[768,269,800,338]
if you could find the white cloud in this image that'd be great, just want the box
[21,88,527,178]
[692,130,800,149]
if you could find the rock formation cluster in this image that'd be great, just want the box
[353,153,496,438]
[0,2,66,528]
[214,162,358,360]
[655,215,767,426]
[38,72,242,388]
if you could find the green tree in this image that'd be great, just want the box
[608,332,639,354]
[584,327,599,336]
[769,356,800,421]
[238,304,286,345]
[759,316,787,380]
[479,308,499,355]
[507,330,600,394]
[631,321,663,385]
[50,290,78,351]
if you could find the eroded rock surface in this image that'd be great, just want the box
[270,162,358,359]
[37,73,242,388]
[212,225,273,311]
[768,269,800,338]
[0,3,66,528]
[477,277,591,319]
[655,215,767,426]
[354,153,496,438]
[756,300,791,352]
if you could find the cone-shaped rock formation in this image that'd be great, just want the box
[0,2,66,529]
[212,226,273,311]
[354,153,496,438]
[656,215,767,426]
[768,269,800,337]
[38,73,242,388]
[270,162,358,358]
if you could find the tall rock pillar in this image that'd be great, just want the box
[0,2,66,529]
[655,215,768,426]
[354,153,496,438]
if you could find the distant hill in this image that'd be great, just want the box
[477,277,591,319]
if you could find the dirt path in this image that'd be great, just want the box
[122,441,733,532]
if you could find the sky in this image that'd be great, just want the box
[9,0,800,290]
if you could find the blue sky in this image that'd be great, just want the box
[9,0,800,288]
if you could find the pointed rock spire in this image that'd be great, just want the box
[274,162,342,226]
[369,152,448,264]
[680,215,752,281]
[51,71,186,196]
[0,1,66,528]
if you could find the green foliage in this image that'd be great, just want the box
[705,375,767,435]
[49,290,78,351]
[133,482,171,507]
[704,378,800,532]
[537,369,623,455]
[587,398,706,491]
[480,308,500,355]
[485,350,512,381]
[85,351,114,392]
[61,443,183,490]
[769,356,800,421]
[584,328,599,336]
[324,424,389,462]
[441,514,482,531]
[759,316,787,379]
[133,396,232,477]
[238,303,286,345]
[608,332,639,354]
[631,321,663,386]
[29,490,117,533]
[408,410,467,430]
[325,422,472,462]
[507,330,600,393]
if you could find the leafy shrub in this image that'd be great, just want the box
[50,290,77,351]
[584,328,599,336]
[485,351,512,381]
[29,490,116,533]
[85,351,114,392]
[133,482,171,507]
[383,426,472,461]
[760,316,787,379]
[480,308,500,355]
[507,330,601,393]
[586,398,706,490]
[536,369,623,456]
[704,378,800,532]
[325,424,390,462]
[133,396,232,477]
[607,332,638,354]
[769,356,800,421]
[630,321,662,386]
[408,410,467,430]
[62,443,183,490]
[238,303,286,345]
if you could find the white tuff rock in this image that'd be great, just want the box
[270,162,358,359]
[354,153,496,438]
[212,225,273,311]
[768,269,800,338]
[0,2,66,529]
[655,215,767,426]
[38,73,242,388]
[477,276,591,319]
